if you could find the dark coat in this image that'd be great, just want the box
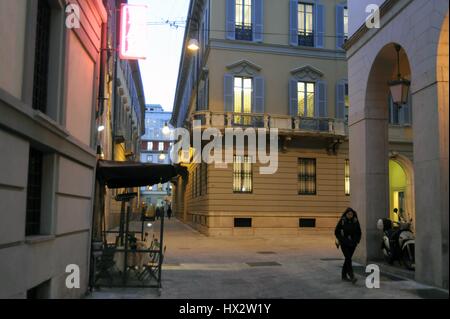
[335,211,362,247]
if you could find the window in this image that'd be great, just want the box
[158,142,164,151]
[233,155,252,193]
[299,218,316,228]
[192,170,196,198]
[234,218,252,227]
[234,77,253,125]
[201,162,208,196]
[32,0,52,113]
[235,0,252,40]
[345,159,350,196]
[147,142,153,151]
[297,82,315,117]
[343,7,349,40]
[298,158,316,195]
[147,155,153,162]
[298,3,314,46]
[344,83,349,121]
[389,93,411,125]
[26,148,44,236]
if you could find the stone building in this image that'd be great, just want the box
[171,0,353,236]
[0,0,107,298]
[345,0,448,288]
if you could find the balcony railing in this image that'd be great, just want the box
[190,111,348,137]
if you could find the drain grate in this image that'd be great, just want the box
[257,251,277,255]
[320,258,344,261]
[246,261,282,267]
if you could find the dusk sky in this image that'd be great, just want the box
[129,0,190,112]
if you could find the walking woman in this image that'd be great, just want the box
[335,207,361,284]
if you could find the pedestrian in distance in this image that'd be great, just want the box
[335,207,362,284]
[167,205,172,220]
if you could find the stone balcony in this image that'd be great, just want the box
[189,111,348,139]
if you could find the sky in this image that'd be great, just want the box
[129,0,191,112]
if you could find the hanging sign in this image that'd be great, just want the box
[119,4,148,60]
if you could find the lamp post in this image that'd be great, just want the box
[388,44,410,106]
[187,17,200,112]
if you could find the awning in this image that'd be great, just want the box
[96,160,187,189]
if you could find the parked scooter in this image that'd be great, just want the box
[376,210,415,270]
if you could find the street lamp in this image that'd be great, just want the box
[159,153,166,161]
[187,38,200,52]
[162,122,170,136]
[388,44,410,106]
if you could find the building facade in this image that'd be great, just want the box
[0,0,107,298]
[140,105,174,208]
[345,0,448,288]
[171,0,353,236]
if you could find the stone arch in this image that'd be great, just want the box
[389,152,415,230]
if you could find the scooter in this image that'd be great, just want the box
[376,214,415,270]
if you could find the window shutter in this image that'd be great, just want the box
[289,0,298,46]
[205,77,209,110]
[253,76,265,114]
[315,4,325,48]
[402,92,412,125]
[253,0,264,42]
[226,0,236,40]
[315,80,327,117]
[289,78,298,116]
[335,80,346,119]
[336,5,345,49]
[224,74,234,112]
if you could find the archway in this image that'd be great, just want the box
[388,155,415,230]
[350,42,412,263]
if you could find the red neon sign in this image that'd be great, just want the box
[119,4,148,60]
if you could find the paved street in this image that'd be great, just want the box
[87,218,448,299]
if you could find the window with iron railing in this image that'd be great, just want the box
[26,148,44,236]
[345,159,350,196]
[298,3,314,47]
[235,0,253,41]
[233,155,253,193]
[32,0,52,113]
[298,158,316,195]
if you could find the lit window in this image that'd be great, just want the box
[345,83,349,122]
[147,155,153,162]
[158,142,164,151]
[345,159,350,196]
[147,142,153,151]
[298,158,316,195]
[297,82,315,117]
[343,7,349,39]
[233,155,252,193]
[235,0,252,40]
[298,3,314,46]
[234,77,253,125]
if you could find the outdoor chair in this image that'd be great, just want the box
[94,244,117,284]
[138,245,166,282]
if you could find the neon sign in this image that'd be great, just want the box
[119,4,148,60]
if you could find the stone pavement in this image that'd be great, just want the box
[87,218,449,299]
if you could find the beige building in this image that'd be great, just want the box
[0,0,107,298]
[171,0,416,237]
[345,0,448,288]
[171,0,350,236]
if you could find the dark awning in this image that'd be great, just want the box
[96,160,187,189]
